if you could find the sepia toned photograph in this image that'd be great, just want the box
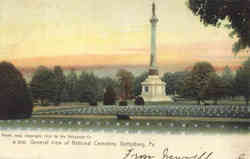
[0,0,250,158]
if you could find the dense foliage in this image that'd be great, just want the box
[221,66,236,99]
[188,0,250,53]
[133,72,148,96]
[64,70,78,102]
[76,72,100,104]
[116,69,134,100]
[204,72,226,104]
[30,66,57,106]
[0,61,33,119]
[27,60,250,106]
[182,62,216,104]
[235,58,250,105]
[162,71,188,95]
[53,66,66,105]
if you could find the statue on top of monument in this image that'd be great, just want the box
[152,2,156,16]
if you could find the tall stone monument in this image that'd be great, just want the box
[141,2,173,102]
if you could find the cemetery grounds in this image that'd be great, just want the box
[1,100,250,134]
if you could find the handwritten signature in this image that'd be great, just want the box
[122,148,213,159]
[123,148,155,159]
[162,148,213,159]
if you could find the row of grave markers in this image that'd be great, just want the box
[33,105,250,118]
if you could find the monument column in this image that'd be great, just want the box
[149,2,159,75]
[140,2,173,102]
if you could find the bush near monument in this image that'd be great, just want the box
[134,96,145,105]
[119,100,128,106]
[0,61,33,119]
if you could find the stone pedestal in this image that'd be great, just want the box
[141,75,173,102]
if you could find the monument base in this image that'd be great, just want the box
[142,95,173,102]
[141,75,173,102]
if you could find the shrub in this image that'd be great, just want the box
[119,100,127,106]
[0,61,33,119]
[134,96,144,105]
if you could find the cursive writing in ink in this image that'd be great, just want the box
[123,148,155,159]
[162,148,213,159]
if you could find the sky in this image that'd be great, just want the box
[0,0,247,70]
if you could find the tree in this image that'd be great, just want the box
[221,66,235,99]
[204,72,225,104]
[133,72,148,96]
[101,77,119,89]
[187,0,250,53]
[64,69,78,102]
[182,62,215,104]
[235,58,250,105]
[30,66,56,106]
[103,85,116,105]
[0,61,33,119]
[222,66,234,80]
[162,72,175,95]
[60,87,70,102]
[162,71,188,95]
[116,69,134,100]
[76,72,102,104]
[53,66,65,105]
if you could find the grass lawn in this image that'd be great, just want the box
[145,99,249,106]
[33,102,89,112]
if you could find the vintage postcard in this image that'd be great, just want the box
[0,0,250,159]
